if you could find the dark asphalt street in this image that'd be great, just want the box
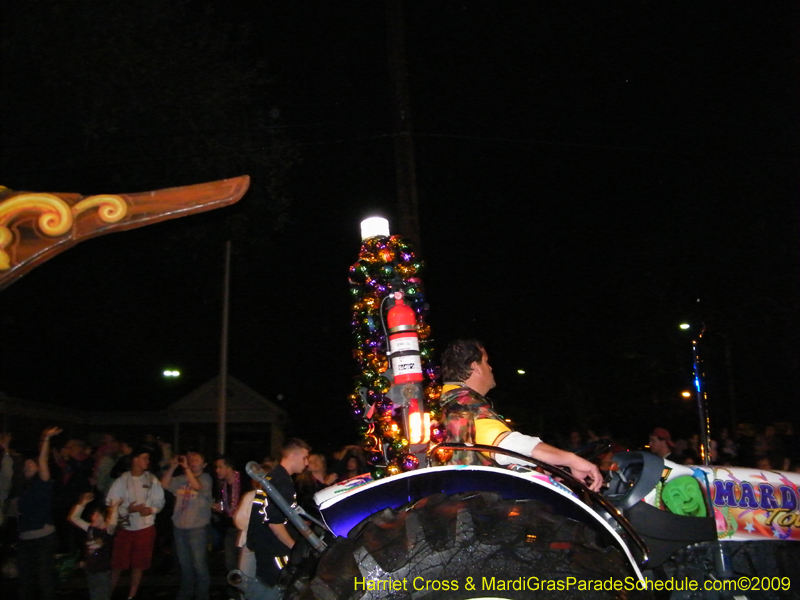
[1,549,235,600]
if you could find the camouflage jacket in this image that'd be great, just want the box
[441,384,506,466]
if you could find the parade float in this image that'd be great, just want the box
[273,218,799,600]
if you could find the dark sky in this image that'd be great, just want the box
[1,2,798,449]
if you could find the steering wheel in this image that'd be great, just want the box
[604,451,665,512]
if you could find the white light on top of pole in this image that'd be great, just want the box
[361,217,390,240]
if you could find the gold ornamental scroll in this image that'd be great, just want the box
[0,175,250,289]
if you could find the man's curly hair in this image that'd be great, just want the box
[441,339,485,381]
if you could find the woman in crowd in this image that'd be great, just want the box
[17,426,61,600]
[295,453,336,516]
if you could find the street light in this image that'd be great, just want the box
[163,369,181,378]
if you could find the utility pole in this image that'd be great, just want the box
[386,0,422,252]
[217,241,231,455]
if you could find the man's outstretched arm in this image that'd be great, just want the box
[530,442,603,492]
[489,427,603,492]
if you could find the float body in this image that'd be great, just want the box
[315,459,647,581]
[632,454,800,543]
[313,449,800,581]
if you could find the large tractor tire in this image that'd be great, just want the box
[290,491,650,600]
[655,541,800,600]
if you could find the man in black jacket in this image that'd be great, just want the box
[246,438,310,599]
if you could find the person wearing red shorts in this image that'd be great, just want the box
[106,447,165,599]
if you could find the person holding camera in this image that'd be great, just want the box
[161,451,213,600]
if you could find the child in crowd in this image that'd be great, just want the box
[68,492,122,600]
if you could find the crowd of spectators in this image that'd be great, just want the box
[552,421,800,471]
[0,428,371,600]
[0,422,797,598]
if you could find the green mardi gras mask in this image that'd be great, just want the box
[662,476,707,517]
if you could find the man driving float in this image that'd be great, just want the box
[439,338,603,492]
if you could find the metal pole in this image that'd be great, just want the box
[386,0,422,252]
[245,461,327,552]
[692,325,711,466]
[217,241,231,455]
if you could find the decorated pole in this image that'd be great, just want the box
[346,218,445,479]
[690,325,712,467]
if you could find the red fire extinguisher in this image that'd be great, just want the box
[386,291,424,384]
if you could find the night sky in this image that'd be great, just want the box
[1,2,798,451]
